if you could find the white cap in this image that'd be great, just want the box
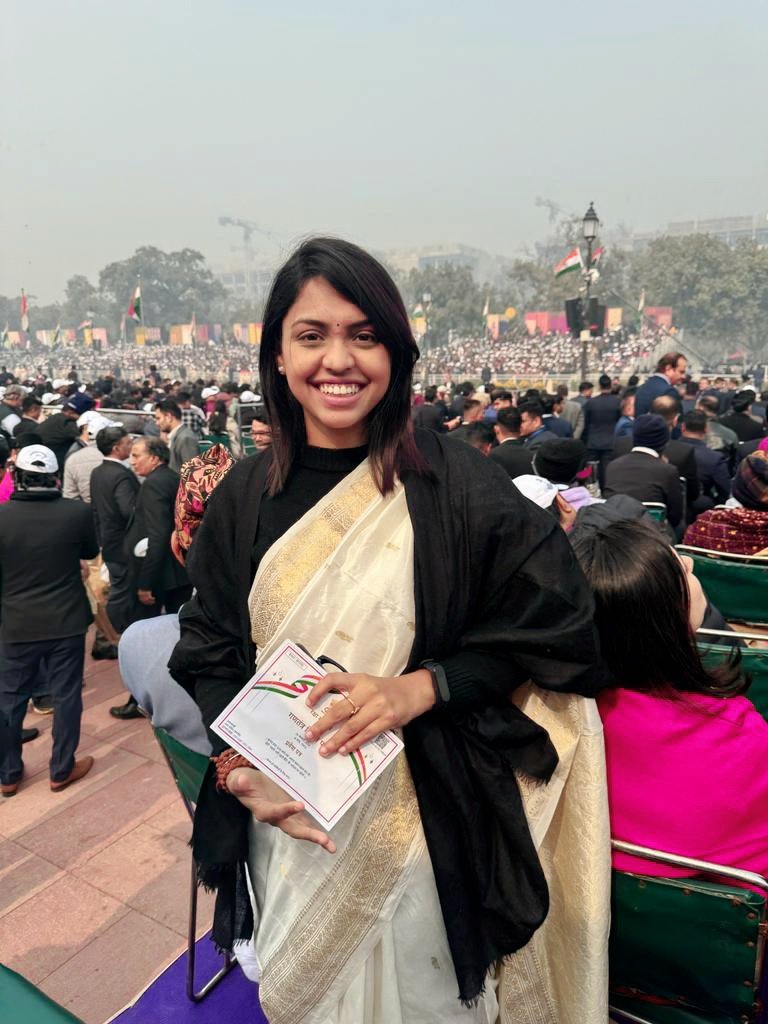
[52,379,72,389]
[201,386,219,399]
[512,474,560,509]
[77,410,122,437]
[142,402,155,413]
[239,390,258,402]
[16,444,58,474]
[41,392,58,405]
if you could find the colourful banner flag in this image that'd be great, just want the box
[20,290,29,332]
[77,319,93,330]
[590,246,605,266]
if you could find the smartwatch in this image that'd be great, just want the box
[420,659,451,706]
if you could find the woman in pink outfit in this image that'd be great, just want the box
[0,437,13,503]
[572,519,768,880]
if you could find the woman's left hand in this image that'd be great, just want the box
[304,670,436,757]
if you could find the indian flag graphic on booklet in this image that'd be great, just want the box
[554,247,583,277]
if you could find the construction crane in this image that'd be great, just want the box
[535,197,579,224]
[218,216,281,251]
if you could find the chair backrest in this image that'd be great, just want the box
[609,840,768,1024]
[696,635,768,721]
[642,501,668,524]
[153,726,210,808]
[676,545,768,624]
[241,434,257,458]
[0,964,84,1022]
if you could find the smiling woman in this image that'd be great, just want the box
[169,237,608,1024]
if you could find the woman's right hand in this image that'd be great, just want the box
[226,766,336,854]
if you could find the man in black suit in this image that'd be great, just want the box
[719,390,766,442]
[582,374,621,488]
[490,408,533,478]
[36,393,94,472]
[110,437,192,720]
[611,394,700,518]
[124,437,191,618]
[90,426,140,634]
[604,414,683,532]
[679,410,732,512]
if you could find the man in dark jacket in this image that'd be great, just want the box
[0,444,98,796]
[90,426,139,634]
[604,414,684,532]
[582,374,621,488]
[679,410,732,512]
[36,393,94,472]
[611,394,700,518]
[110,437,192,721]
[412,386,447,432]
[719,390,766,442]
[634,352,687,416]
[490,408,533,478]
[125,437,191,617]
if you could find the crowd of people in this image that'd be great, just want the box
[0,239,766,1023]
[417,324,667,380]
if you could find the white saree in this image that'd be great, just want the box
[244,459,610,1024]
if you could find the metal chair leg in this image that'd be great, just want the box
[186,853,234,1002]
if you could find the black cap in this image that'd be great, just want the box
[532,438,588,484]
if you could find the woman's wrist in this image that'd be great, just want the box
[211,748,256,792]
[400,668,438,718]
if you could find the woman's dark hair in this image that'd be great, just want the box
[572,519,745,698]
[208,401,228,435]
[259,237,428,495]
[0,434,10,469]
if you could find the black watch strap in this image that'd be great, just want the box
[420,659,451,706]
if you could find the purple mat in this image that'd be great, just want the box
[112,932,268,1024]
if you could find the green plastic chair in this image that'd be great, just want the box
[153,727,234,1001]
[677,545,768,625]
[609,839,768,1024]
[642,502,668,524]
[696,627,768,721]
[241,434,257,458]
[0,965,83,1023]
[198,434,231,455]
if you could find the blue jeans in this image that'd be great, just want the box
[0,634,85,784]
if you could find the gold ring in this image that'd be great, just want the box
[341,691,360,717]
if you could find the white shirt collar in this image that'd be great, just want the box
[631,446,660,458]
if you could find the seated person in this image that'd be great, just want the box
[604,414,683,532]
[572,519,768,880]
[684,451,768,555]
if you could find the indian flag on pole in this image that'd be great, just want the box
[128,285,141,323]
[20,290,29,332]
[590,246,605,267]
[554,248,582,278]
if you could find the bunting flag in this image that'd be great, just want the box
[590,246,605,266]
[20,290,29,332]
[554,248,582,278]
[128,284,142,323]
[77,319,93,330]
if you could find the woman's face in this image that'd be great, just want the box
[278,277,391,449]
[677,553,707,631]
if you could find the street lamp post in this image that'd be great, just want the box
[580,202,600,380]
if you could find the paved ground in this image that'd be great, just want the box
[0,635,215,1023]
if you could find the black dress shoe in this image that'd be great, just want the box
[91,645,119,660]
[109,698,143,720]
[22,727,40,743]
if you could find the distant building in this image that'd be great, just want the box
[381,243,513,284]
[631,214,768,252]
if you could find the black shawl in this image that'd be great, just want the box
[168,429,601,1004]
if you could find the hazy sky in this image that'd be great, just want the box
[2,0,766,302]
